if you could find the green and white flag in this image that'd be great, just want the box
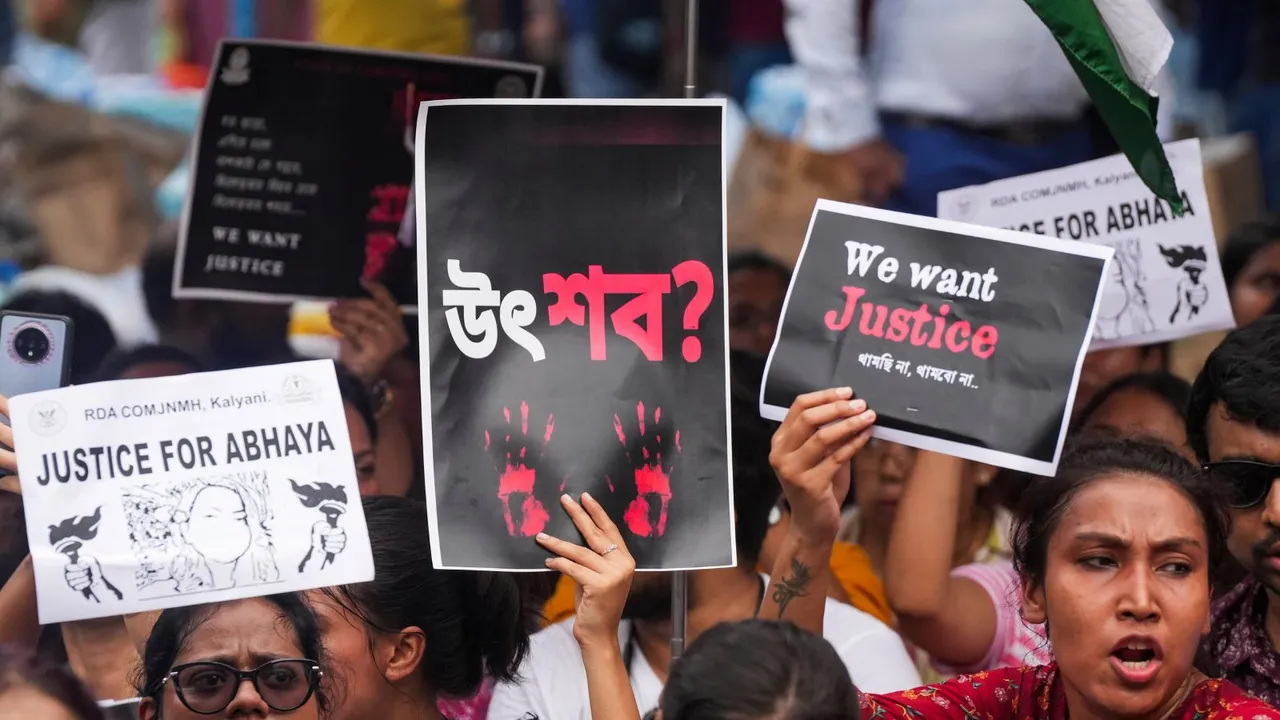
[1025,0,1181,210]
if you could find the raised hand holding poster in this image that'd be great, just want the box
[9,360,374,624]
[176,40,543,308]
[938,139,1233,348]
[417,100,733,571]
[761,201,1112,476]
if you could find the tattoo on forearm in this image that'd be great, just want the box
[770,558,813,619]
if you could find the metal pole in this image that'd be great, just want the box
[682,0,699,99]
[671,572,688,661]
[671,0,698,663]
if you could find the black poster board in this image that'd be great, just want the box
[761,201,1113,476]
[416,100,735,571]
[176,40,543,308]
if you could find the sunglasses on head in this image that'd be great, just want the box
[1203,459,1280,509]
[165,658,321,715]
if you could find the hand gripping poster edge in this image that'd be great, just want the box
[757,198,1116,479]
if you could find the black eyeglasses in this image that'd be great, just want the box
[164,658,322,715]
[1203,459,1280,509]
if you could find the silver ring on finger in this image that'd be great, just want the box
[601,544,619,556]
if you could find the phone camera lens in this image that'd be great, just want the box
[12,327,51,364]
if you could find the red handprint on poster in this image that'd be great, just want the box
[612,401,681,537]
[485,402,555,537]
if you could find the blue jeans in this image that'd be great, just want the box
[881,120,1094,217]
[564,35,644,98]
[1230,84,1280,212]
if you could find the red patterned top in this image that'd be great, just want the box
[861,664,1280,720]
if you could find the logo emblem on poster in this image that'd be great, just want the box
[952,193,976,221]
[280,375,316,405]
[220,47,251,86]
[494,75,529,98]
[27,400,67,437]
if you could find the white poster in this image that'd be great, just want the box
[9,360,374,624]
[938,140,1234,349]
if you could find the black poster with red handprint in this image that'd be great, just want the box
[416,100,735,571]
[175,40,543,308]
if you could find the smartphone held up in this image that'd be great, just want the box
[0,310,75,479]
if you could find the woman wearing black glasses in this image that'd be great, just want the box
[137,594,327,719]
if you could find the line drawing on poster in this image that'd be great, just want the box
[122,472,281,597]
[1160,244,1210,323]
[289,480,349,572]
[1095,239,1155,340]
[50,506,124,603]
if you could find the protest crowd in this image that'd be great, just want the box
[2,1,1280,720]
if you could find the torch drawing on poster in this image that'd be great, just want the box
[174,39,544,309]
[761,200,1113,477]
[8,360,375,624]
[289,480,348,572]
[51,507,123,603]
[415,99,734,572]
[938,139,1233,349]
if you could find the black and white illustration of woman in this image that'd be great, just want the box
[1095,239,1156,339]
[122,473,281,595]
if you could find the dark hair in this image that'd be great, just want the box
[0,645,104,720]
[137,594,328,713]
[93,344,205,382]
[320,495,537,699]
[2,290,117,384]
[141,242,181,331]
[730,350,781,564]
[1011,436,1227,594]
[1073,372,1192,430]
[727,250,791,283]
[1187,315,1280,461]
[334,363,379,445]
[1220,216,1280,289]
[660,620,858,720]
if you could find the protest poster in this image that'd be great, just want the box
[416,100,734,571]
[761,201,1113,476]
[175,40,544,308]
[938,140,1233,349]
[8,360,373,624]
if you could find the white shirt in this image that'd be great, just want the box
[783,0,1091,152]
[487,583,921,720]
[10,265,158,348]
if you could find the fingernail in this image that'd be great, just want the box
[849,399,867,413]
[581,492,592,503]
[861,409,877,422]
[535,533,549,541]
[544,558,555,566]
[561,493,573,504]
[836,387,853,398]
